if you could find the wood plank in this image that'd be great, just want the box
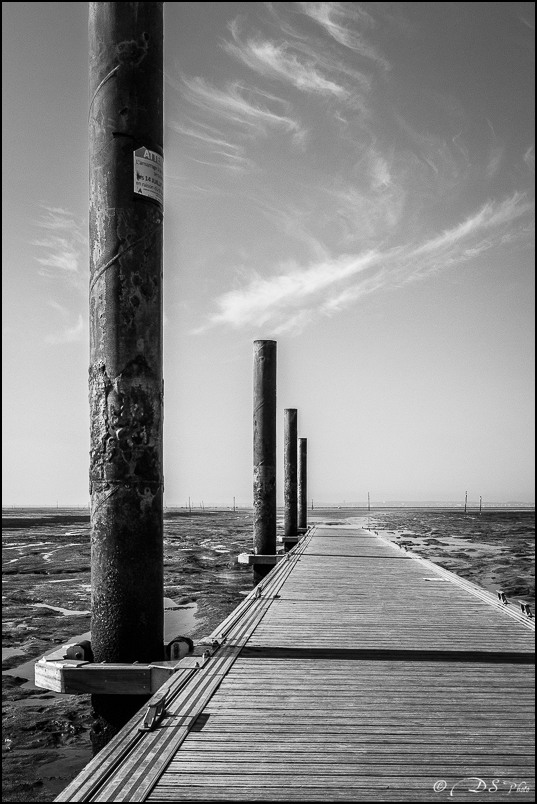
[55,523,535,803]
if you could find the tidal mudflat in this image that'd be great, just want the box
[2,508,254,802]
[2,506,534,801]
[358,508,535,609]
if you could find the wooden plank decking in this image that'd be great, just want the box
[56,523,534,802]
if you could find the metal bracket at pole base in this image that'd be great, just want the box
[519,601,533,617]
[139,691,167,732]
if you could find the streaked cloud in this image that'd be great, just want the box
[170,74,303,138]
[523,145,535,172]
[201,250,381,332]
[298,2,390,70]
[486,146,504,180]
[223,16,373,113]
[45,314,84,346]
[410,192,533,259]
[200,192,534,334]
[32,205,87,291]
[518,12,535,30]
[224,20,350,99]
[167,5,533,339]
[168,120,254,172]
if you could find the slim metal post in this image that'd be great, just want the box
[298,437,307,531]
[253,340,277,582]
[464,491,468,514]
[89,1,163,750]
[284,409,298,549]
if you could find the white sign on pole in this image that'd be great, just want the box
[133,147,163,207]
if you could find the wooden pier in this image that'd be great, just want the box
[56,521,534,802]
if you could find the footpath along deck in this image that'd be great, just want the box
[56,523,535,802]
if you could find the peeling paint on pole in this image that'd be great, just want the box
[88,2,163,747]
[253,340,276,583]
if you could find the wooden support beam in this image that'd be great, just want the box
[237,553,284,566]
[34,659,179,696]
[33,640,215,697]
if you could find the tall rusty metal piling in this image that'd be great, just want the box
[88,2,163,750]
[252,340,277,583]
[298,437,308,532]
[284,408,298,549]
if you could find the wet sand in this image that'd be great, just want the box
[2,508,255,802]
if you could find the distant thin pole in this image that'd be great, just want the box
[368,492,370,512]
[233,496,236,512]
[479,496,482,514]
[464,491,467,514]
[311,498,314,510]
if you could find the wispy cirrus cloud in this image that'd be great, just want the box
[45,311,84,346]
[199,192,533,334]
[486,146,504,180]
[32,205,87,291]
[224,20,350,99]
[199,249,381,332]
[32,206,87,346]
[298,2,390,70]
[410,192,533,259]
[171,74,303,139]
[223,16,373,112]
[523,145,535,172]
[168,120,254,172]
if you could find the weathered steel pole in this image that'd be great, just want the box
[253,340,277,583]
[89,2,163,750]
[298,437,307,532]
[284,409,298,549]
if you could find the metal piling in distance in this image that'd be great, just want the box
[252,340,277,583]
[284,409,298,551]
[298,437,308,532]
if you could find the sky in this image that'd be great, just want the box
[2,2,535,507]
